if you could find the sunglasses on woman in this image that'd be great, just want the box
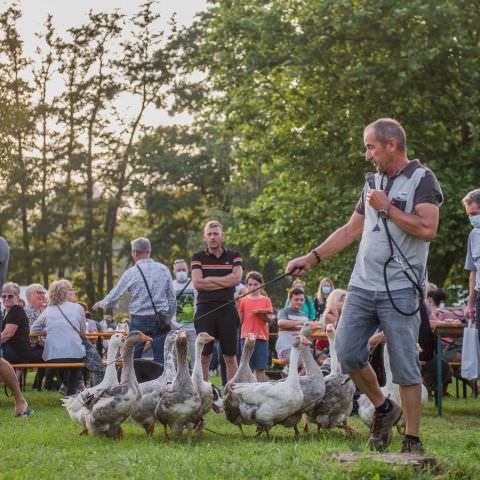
[2,293,15,299]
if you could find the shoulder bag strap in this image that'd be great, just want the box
[176,279,191,300]
[136,263,158,314]
[56,305,84,339]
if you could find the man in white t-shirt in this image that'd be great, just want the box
[172,259,197,365]
[275,288,310,360]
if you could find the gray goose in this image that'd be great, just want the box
[130,330,177,435]
[305,324,356,433]
[84,331,151,438]
[154,330,202,442]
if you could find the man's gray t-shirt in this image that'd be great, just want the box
[275,307,308,353]
[465,228,480,290]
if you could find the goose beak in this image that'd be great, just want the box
[140,333,152,343]
[301,337,312,346]
[204,334,215,343]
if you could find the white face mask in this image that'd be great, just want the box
[322,286,332,295]
[470,214,480,229]
[175,271,188,282]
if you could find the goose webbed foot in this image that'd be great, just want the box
[238,425,245,437]
[163,425,170,441]
[341,420,358,436]
[293,424,300,439]
[145,424,155,437]
[79,429,88,436]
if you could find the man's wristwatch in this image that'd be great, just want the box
[379,204,391,219]
[311,249,322,264]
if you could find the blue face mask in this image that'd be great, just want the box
[470,215,480,229]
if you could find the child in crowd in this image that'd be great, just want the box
[276,288,319,365]
[238,271,273,382]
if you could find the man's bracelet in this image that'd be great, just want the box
[311,249,322,264]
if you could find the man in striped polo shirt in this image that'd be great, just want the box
[192,220,243,381]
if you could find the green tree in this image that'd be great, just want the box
[174,0,480,292]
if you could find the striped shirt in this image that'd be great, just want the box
[98,258,176,318]
[191,248,242,304]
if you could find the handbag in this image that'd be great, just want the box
[56,305,105,386]
[461,321,480,380]
[136,264,171,332]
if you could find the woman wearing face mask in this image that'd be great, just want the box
[314,277,335,320]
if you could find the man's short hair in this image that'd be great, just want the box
[131,237,151,253]
[289,288,305,300]
[367,118,407,152]
[463,189,480,207]
[204,220,223,232]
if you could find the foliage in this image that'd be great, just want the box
[175,0,480,293]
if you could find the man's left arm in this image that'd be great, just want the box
[367,171,442,241]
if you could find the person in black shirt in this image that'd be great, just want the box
[1,282,43,365]
[192,220,243,381]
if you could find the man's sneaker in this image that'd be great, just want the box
[368,399,403,451]
[401,437,425,455]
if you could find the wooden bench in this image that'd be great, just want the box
[10,361,123,391]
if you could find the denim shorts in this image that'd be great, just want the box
[335,286,421,385]
[240,338,268,370]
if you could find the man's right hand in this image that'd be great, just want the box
[286,253,316,277]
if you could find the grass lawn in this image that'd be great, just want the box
[0,383,479,480]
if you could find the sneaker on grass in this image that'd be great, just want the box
[368,399,403,451]
[401,437,425,455]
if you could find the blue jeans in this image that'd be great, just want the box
[130,314,169,367]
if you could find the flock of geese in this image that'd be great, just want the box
[62,325,424,441]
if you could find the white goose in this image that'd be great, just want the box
[230,335,309,438]
[357,339,428,433]
[299,326,326,433]
[224,332,257,434]
[130,330,177,435]
[191,332,223,429]
[62,332,124,434]
[84,331,151,438]
[306,324,356,433]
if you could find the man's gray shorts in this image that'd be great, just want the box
[335,286,421,386]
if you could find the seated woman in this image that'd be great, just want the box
[314,288,347,361]
[31,279,86,396]
[1,282,43,365]
[322,288,347,329]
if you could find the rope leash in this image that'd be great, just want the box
[193,271,291,322]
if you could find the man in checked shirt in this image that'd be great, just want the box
[93,237,176,367]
